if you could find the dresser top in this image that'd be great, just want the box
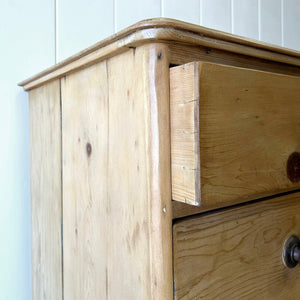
[19,18,300,90]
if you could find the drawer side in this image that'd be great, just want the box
[170,62,200,205]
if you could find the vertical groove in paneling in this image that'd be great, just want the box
[161,0,164,17]
[231,0,234,33]
[199,0,203,25]
[281,0,284,46]
[55,0,58,63]
[59,79,64,300]
[113,0,117,33]
[258,0,261,40]
[105,59,110,300]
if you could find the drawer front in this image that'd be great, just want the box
[170,62,300,206]
[173,192,300,299]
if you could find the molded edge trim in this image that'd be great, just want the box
[19,18,300,91]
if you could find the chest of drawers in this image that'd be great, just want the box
[20,18,300,299]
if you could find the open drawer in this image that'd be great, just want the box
[173,192,300,299]
[170,62,300,207]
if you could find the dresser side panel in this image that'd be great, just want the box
[107,44,173,299]
[61,61,109,300]
[29,80,62,300]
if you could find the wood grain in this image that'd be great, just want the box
[107,44,173,299]
[107,46,151,300]
[32,44,174,300]
[29,80,62,300]
[19,18,300,90]
[170,62,200,205]
[170,61,300,207]
[61,62,108,299]
[146,44,173,299]
[173,191,300,299]
[24,16,300,300]
[169,43,300,77]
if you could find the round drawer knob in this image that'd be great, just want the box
[287,152,300,182]
[283,236,300,268]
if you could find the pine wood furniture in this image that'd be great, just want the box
[20,18,300,299]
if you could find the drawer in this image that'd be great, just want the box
[170,62,300,207]
[173,192,300,299]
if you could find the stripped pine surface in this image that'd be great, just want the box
[170,62,300,207]
[29,80,62,300]
[61,62,108,299]
[173,192,300,299]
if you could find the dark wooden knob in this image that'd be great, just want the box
[283,235,300,268]
[287,152,300,183]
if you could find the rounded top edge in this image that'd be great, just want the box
[19,17,300,90]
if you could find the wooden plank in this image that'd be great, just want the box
[145,44,173,299]
[107,44,173,299]
[170,62,200,205]
[107,47,150,299]
[61,62,108,299]
[173,191,300,299]
[61,44,172,299]
[19,18,300,90]
[29,80,62,300]
[168,43,300,77]
[170,62,300,207]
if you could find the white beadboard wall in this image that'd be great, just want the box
[57,0,300,61]
[0,0,55,299]
[1,0,300,299]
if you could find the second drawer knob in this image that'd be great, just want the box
[283,235,300,268]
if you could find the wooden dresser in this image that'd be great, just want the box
[20,18,300,299]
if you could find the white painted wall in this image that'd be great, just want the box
[1,0,299,299]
